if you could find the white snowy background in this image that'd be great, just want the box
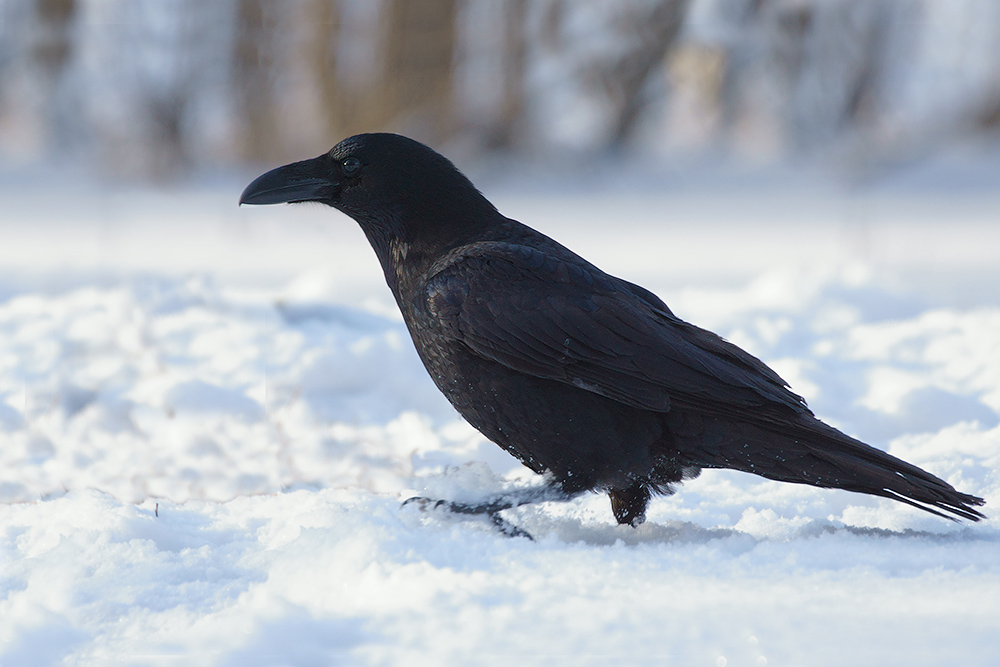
[3,1,1000,661]
[1,152,999,665]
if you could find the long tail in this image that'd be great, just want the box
[687,412,986,522]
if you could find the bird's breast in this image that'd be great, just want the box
[397,296,663,488]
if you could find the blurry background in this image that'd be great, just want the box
[3,0,1000,178]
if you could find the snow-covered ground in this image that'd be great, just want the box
[1,159,999,665]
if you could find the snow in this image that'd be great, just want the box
[1,162,999,665]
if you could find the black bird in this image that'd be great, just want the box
[241,133,985,528]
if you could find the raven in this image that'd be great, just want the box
[241,133,985,527]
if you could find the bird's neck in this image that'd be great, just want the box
[358,203,503,296]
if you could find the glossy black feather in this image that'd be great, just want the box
[425,241,808,414]
[240,133,986,526]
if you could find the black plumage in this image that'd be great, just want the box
[241,133,985,527]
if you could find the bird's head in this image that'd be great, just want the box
[240,133,499,266]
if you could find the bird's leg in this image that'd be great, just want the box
[404,481,582,515]
[402,482,584,539]
[608,481,651,526]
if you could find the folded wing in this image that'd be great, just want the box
[426,242,809,418]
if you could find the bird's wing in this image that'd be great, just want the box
[425,242,809,415]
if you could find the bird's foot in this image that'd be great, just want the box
[402,484,581,540]
[402,495,535,539]
[488,512,534,540]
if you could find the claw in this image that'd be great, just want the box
[488,512,534,540]
[400,496,447,511]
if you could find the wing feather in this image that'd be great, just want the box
[426,242,808,416]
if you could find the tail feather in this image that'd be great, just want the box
[802,423,986,522]
[685,412,986,522]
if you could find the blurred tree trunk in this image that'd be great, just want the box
[489,0,528,149]
[32,0,75,76]
[381,0,459,141]
[973,20,1000,131]
[307,0,393,141]
[307,0,459,143]
[31,0,76,149]
[308,0,347,138]
[234,0,280,161]
[599,0,690,150]
[978,83,1000,130]
[592,0,690,150]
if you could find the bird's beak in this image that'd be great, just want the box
[239,155,337,205]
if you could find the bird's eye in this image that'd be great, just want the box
[342,157,361,176]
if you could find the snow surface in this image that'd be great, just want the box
[1,162,999,665]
